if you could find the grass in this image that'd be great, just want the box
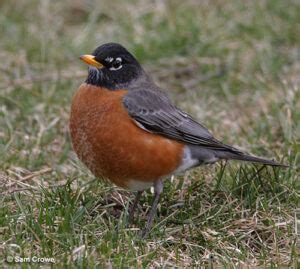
[0,0,299,267]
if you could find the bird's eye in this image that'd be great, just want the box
[113,59,121,68]
[109,57,122,71]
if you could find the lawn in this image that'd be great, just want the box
[0,0,299,267]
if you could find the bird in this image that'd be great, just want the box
[69,42,287,237]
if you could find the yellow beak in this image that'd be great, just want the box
[79,55,103,68]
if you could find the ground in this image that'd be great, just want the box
[0,0,299,267]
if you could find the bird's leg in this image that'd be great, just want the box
[141,179,163,238]
[128,191,143,222]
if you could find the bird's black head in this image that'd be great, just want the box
[80,43,144,90]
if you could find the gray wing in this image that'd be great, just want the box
[123,89,243,153]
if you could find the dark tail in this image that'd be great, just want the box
[216,151,288,168]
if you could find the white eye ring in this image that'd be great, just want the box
[109,57,122,71]
[109,65,122,71]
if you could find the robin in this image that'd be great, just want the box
[69,42,287,237]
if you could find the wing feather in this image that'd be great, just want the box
[123,89,242,153]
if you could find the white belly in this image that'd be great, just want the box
[127,179,154,191]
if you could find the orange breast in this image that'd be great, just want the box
[69,83,184,189]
